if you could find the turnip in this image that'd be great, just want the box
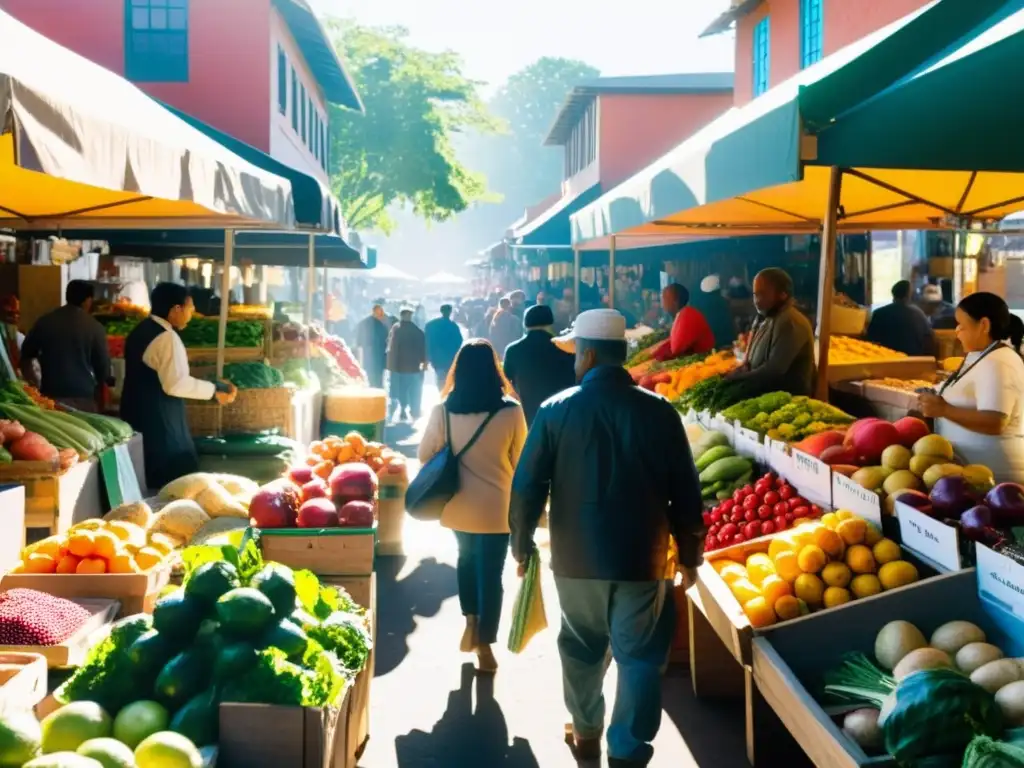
[874,621,927,671]
[995,680,1024,726]
[842,708,883,751]
[955,642,1004,675]
[929,620,986,656]
[893,647,953,681]
[970,658,1024,694]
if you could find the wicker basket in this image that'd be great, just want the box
[186,387,294,437]
[830,304,868,335]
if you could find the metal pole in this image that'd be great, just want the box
[814,168,843,402]
[608,235,617,309]
[304,234,315,326]
[216,230,234,380]
[573,247,581,316]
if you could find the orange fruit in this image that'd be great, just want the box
[821,562,852,588]
[92,530,120,560]
[67,531,96,558]
[107,554,139,574]
[25,536,62,560]
[76,557,108,574]
[837,518,868,546]
[797,545,827,574]
[823,587,852,608]
[24,553,57,574]
[794,573,825,606]
[346,431,368,456]
[774,595,801,621]
[742,597,776,628]
[313,461,334,481]
[846,545,876,574]
[56,555,82,574]
[106,521,145,546]
[773,551,802,582]
[760,575,793,606]
[147,533,181,555]
[813,528,845,559]
[134,547,164,571]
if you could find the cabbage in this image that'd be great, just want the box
[881,668,1004,763]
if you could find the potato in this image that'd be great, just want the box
[930,621,985,656]
[996,680,1024,727]
[955,642,1004,675]
[893,647,953,681]
[970,658,1023,694]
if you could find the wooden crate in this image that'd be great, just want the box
[0,599,118,668]
[326,574,376,763]
[260,526,376,577]
[376,477,406,557]
[0,653,47,713]
[1,565,171,617]
[827,357,937,385]
[0,486,25,574]
[7,460,103,535]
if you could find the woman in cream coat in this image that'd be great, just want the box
[418,339,527,673]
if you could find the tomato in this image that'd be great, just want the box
[702,512,712,526]
[711,509,724,524]
[720,522,738,538]
[774,516,788,531]
[793,506,811,518]
[773,502,789,517]
[788,497,805,511]
[732,534,746,545]
[762,472,774,483]
[744,509,757,523]
[732,489,745,503]
[779,485,795,500]
[743,522,761,540]
[761,520,776,535]
[785,512,795,523]
[757,505,773,520]
[731,509,744,524]
[720,499,736,513]
[763,491,780,506]
[743,495,759,511]
[810,504,822,516]
[718,533,733,547]
[742,484,755,497]
[754,481,771,497]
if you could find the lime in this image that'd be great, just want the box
[41,703,112,754]
[24,753,104,767]
[134,732,201,768]
[0,708,42,765]
[113,702,169,750]
[77,738,136,768]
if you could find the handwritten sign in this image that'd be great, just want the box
[789,449,832,506]
[734,425,765,463]
[832,472,883,527]
[976,544,1024,618]
[766,438,792,480]
[896,501,962,572]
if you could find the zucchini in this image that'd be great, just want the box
[0,403,91,455]
[695,445,735,472]
[36,410,106,452]
[194,434,301,457]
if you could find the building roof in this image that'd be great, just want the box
[701,0,766,37]
[272,0,363,112]
[544,73,735,146]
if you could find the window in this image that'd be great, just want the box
[313,112,320,159]
[563,100,597,179]
[322,120,329,171]
[752,17,771,97]
[277,47,287,115]
[801,0,823,68]
[291,69,298,131]
[300,85,307,145]
[125,0,188,82]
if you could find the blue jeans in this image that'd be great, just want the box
[454,532,510,645]
[554,578,675,763]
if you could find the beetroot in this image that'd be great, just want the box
[338,500,375,528]
[329,462,378,506]
[984,483,1024,527]
[0,588,90,645]
[851,420,900,464]
[249,480,301,529]
[297,498,339,528]
[930,475,980,519]
[893,417,930,449]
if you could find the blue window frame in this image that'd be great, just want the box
[322,120,329,171]
[752,17,770,97]
[277,47,287,115]
[801,0,823,68]
[291,69,298,131]
[300,86,307,145]
[125,0,188,82]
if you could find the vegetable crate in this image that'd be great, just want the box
[0,565,171,617]
[0,598,119,668]
[376,476,406,557]
[0,484,25,573]
[750,569,1024,767]
[186,387,295,437]
[259,525,377,577]
[0,652,46,714]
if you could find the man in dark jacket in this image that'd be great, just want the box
[424,304,463,387]
[355,304,388,388]
[386,308,427,422]
[502,304,575,427]
[509,309,704,768]
[727,268,816,397]
[866,280,936,356]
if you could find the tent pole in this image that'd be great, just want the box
[573,247,581,316]
[815,168,843,402]
[216,230,234,380]
[304,234,315,326]
[609,235,617,309]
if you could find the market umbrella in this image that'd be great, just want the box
[0,9,294,230]
[363,263,415,281]
[423,271,467,285]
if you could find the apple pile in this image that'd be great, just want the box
[702,472,823,553]
[248,461,378,530]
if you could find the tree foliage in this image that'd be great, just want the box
[327,21,501,233]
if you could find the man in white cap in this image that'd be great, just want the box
[509,309,704,768]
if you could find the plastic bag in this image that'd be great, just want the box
[507,551,547,654]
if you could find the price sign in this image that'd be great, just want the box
[976,544,1024,618]
[734,425,765,462]
[831,472,883,528]
[789,449,832,506]
[696,410,713,429]
[896,501,962,572]
[718,419,735,444]
[766,438,792,480]
[681,409,698,425]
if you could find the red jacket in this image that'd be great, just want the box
[653,306,715,362]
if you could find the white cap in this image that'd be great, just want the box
[701,275,721,293]
[922,285,943,301]
[553,309,626,353]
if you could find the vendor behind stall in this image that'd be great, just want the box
[20,281,110,412]
[652,283,715,362]
[917,292,1024,483]
[726,268,816,397]
[121,282,236,490]
[866,280,936,357]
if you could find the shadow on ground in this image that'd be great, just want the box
[661,669,750,768]
[383,422,420,459]
[375,554,458,677]
[395,663,540,768]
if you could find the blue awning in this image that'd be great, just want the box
[510,184,602,246]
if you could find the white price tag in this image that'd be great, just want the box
[896,501,962,572]
[831,472,883,528]
[789,449,832,506]
[696,410,713,428]
[718,419,736,445]
[976,544,1024,618]
[766,438,792,480]
[733,425,765,462]
[681,409,698,425]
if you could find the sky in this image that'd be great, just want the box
[311,0,737,91]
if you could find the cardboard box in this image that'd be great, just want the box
[0,485,25,574]
[260,525,376,577]
[218,687,351,768]
[376,478,406,557]
[1,564,171,617]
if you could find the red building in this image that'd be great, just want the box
[0,0,361,183]
[703,0,932,105]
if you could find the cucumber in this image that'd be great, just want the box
[0,403,90,455]
[694,444,735,472]
[38,410,105,452]
[698,456,754,485]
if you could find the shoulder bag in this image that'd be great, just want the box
[406,407,500,521]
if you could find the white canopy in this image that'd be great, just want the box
[363,263,414,281]
[424,271,467,284]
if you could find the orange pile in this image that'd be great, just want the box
[15,519,175,575]
[305,431,408,480]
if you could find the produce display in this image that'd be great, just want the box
[316,335,366,385]
[862,377,935,393]
[829,336,908,364]
[216,362,285,390]
[712,512,919,628]
[193,435,302,484]
[692,430,754,502]
[305,431,406,480]
[641,351,739,400]
[225,305,274,320]
[822,619,1024,762]
[673,374,748,414]
[702,471,822,552]
[0,589,91,645]
[15,518,177,574]
[720,392,854,442]
[278,359,321,391]
[625,329,670,370]
[180,318,264,349]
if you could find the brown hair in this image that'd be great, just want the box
[441,339,513,414]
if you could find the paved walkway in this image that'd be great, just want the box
[359,383,750,768]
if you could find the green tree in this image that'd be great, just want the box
[327,22,501,233]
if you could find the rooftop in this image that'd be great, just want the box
[701,0,766,37]
[544,73,735,146]
[273,0,363,112]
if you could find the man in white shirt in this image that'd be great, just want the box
[120,282,235,490]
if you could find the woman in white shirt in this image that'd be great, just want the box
[917,292,1024,483]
